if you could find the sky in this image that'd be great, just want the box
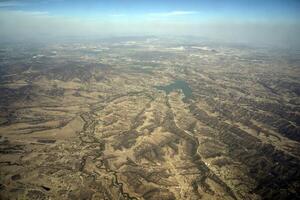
[0,0,300,47]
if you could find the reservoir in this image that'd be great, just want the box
[155,80,193,101]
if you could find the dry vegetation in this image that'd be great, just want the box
[0,37,299,199]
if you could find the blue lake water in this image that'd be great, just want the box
[155,80,193,101]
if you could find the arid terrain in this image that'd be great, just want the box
[0,37,300,200]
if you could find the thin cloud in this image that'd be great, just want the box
[3,10,50,16]
[109,14,125,17]
[25,11,49,16]
[0,0,24,7]
[148,11,198,17]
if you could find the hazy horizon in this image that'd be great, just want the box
[0,0,300,48]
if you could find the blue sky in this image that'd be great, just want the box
[0,0,300,46]
[1,0,299,21]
